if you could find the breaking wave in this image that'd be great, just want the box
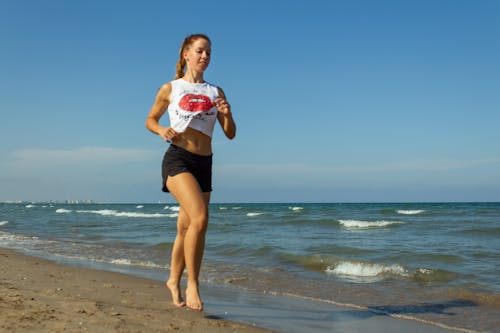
[338,220,404,229]
[247,212,264,217]
[56,208,177,218]
[326,261,409,282]
[396,210,425,215]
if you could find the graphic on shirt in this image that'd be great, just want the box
[168,79,218,137]
[179,94,213,112]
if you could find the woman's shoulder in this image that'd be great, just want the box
[159,81,173,92]
[215,85,226,98]
[156,82,172,100]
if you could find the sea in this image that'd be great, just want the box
[0,202,499,332]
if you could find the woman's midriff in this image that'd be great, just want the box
[172,127,212,156]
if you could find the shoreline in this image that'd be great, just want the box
[0,247,469,333]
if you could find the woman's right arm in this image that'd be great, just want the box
[145,83,178,141]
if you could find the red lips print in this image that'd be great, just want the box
[179,94,213,112]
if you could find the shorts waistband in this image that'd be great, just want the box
[168,144,213,159]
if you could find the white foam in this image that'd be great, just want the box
[417,268,433,274]
[326,261,408,281]
[56,208,72,213]
[136,205,144,209]
[247,212,264,217]
[397,210,425,215]
[0,221,9,226]
[0,231,47,247]
[289,206,303,211]
[169,206,180,212]
[109,258,165,269]
[338,219,404,229]
[74,209,177,218]
[25,204,36,208]
[110,258,132,265]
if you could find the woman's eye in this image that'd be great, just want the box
[196,49,210,55]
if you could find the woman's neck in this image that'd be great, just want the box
[182,70,204,83]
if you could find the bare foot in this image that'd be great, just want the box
[166,280,185,307]
[186,284,203,311]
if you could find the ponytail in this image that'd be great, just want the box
[174,57,186,80]
[173,33,211,79]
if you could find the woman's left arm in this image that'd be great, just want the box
[215,88,236,139]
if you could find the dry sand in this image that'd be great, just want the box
[0,248,273,333]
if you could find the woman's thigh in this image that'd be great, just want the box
[167,172,211,223]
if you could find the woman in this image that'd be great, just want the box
[146,34,236,311]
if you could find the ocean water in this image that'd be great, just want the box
[1,202,499,332]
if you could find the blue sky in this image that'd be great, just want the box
[1,0,499,203]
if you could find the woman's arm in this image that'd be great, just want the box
[215,87,236,140]
[145,83,179,141]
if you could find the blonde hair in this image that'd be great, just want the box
[174,34,211,79]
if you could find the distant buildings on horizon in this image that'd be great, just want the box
[1,199,96,204]
[63,199,95,204]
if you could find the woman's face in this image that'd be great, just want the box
[184,38,211,72]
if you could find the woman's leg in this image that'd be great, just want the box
[166,207,189,307]
[166,172,210,311]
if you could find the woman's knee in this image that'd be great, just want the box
[177,224,189,237]
[189,211,209,233]
[177,208,208,235]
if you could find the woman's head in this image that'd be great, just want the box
[175,34,212,79]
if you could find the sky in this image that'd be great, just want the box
[1,0,499,203]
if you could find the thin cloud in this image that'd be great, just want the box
[219,157,500,175]
[11,147,156,166]
[0,146,160,201]
[328,158,500,173]
[215,157,500,190]
[4,146,157,179]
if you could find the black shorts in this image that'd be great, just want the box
[162,144,213,193]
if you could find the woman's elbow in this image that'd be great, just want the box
[226,129,236,140]
[145,117,157,133]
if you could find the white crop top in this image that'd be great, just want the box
[167,78,219,137]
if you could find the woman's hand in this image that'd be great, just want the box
[215,87,236,139]
[213,97,231,116]
[158,126,179,142]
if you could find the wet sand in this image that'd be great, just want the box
[0,248,272,333]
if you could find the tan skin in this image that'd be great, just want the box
[145,37,236,311]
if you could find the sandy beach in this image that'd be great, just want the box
[0,248,273,333]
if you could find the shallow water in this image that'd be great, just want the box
[1,202,499,332]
